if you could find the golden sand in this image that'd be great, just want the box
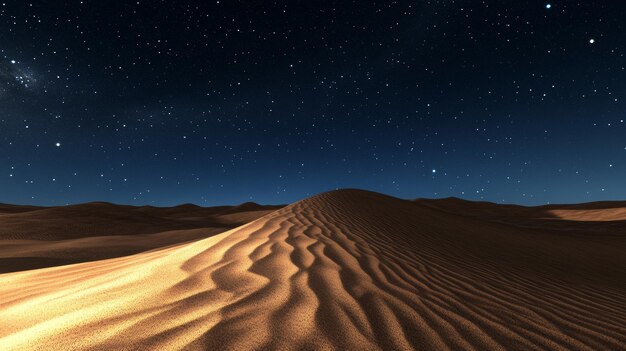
[1,190,624,350]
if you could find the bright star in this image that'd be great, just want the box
[545,4,552,9]
[589,39,595,44]
[10,60,16,64]
[432,169,437,174]
[55,142,61,147]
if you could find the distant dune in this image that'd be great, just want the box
[0,202,282,273]
[0,190,625,350]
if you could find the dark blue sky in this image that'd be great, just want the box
[1,1,624,206]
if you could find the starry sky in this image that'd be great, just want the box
[1,1,625,206]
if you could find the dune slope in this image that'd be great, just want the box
[0,202,281,273]
[0,190,625,350]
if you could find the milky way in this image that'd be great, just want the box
[0,60,38,98]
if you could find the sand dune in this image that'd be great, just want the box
[418,197,626,238]
[0,202,281,273]
[0,190,625,350]
[0,201,282,240]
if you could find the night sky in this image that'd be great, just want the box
[1,1,624,206]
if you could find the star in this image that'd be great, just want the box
[545,4,552,9]
[589,39,595,44]
[55,142,61,147]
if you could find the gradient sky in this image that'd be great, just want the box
[1,1,625,206]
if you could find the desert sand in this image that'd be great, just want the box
[0,189,625,350]
[0,201,281,273]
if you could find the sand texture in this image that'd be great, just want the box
[0,189,625,350]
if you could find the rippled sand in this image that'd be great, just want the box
[0,190,624,350]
